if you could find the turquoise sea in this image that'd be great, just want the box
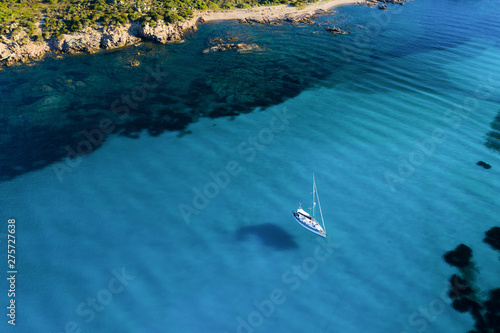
[0,0,499,332]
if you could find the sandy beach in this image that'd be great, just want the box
[199,0,366,22]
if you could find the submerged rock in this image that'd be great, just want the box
[485,289,500,326]
[325,27,349,34]
[485,112,500,153]
[484,227,500,251]
[209,37,224,44]
[443,244,473,268]
[477,160,492,169]
[203,43,260,53]
[453,297,483,313]
[448,274,474,299]
[444,231,500,333]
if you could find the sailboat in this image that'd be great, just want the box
[292,173,327,238]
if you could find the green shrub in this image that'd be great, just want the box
[164,12,181,23]
[0,0,314,40]
[151,11,162,21]
[290,0,307,7]
[195,3,208,9]
[178,8,193,18]
[11,26,21,35]
[126,13,136,21]
[26,21,36,35]
[118,14,128,24]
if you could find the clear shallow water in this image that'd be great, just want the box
[0,0,500,332]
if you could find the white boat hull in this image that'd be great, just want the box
[292,210,326,238]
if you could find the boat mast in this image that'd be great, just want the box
[312,173,316,219]
[315,179,326,232]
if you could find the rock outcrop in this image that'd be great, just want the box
[0,40,49,65]
[325,26,349,34]
[138,17,198,43]
[101,24,142,49]
[203,42,260,53]
[366,0,407,7]
[0,2,385,66]
[238,9,334,26]
[0,17,199,66]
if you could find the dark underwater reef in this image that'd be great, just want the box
[0,51,327,182]
[486,111,500,154]
[443,227,500,333]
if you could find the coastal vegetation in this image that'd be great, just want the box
[0,0,318,41]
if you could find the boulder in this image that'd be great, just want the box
[325,27,349,34]
[139,17,198,43]
[100,25,140,49]
[284,13,316,24]
[0,39,49,65]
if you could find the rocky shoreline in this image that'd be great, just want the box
[0,17,200,66]
[0,0,402,67]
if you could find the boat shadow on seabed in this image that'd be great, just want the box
[236,223,299,251]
